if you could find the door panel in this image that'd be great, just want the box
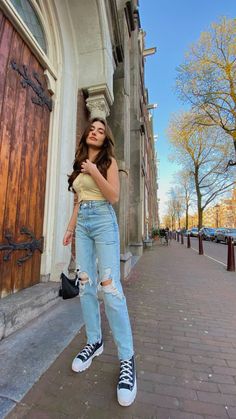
[0,10,51,297]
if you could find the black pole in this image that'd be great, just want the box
[181,233,184,244]
[227,236,235,272]
[187,234,191,248]
[198,234,203,255]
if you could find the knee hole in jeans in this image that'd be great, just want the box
[101,279,112,286]
[78,271,92,296]
[79,272,89,283]
[99,277,123,299]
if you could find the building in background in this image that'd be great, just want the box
[191,189,236,228]
[0,0,158,312]
[205,189,236,228]
[187,188,236,228]
[165,187,236,230]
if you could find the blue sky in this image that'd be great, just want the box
[139,0,236,218]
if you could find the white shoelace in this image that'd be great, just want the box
[78,343,95,360]
[119,359,133,385]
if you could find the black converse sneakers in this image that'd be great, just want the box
[72,340,103,372]
[117,355,137,406]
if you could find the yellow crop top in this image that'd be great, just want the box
[72,173,105,202]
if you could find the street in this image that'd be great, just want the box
[183,237,236,266]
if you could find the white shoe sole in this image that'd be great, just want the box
[117,380,137,406]
[72,344,104,373]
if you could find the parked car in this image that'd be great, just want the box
[189,228,199,237]
[199,227,216,241]
[227,229,236,244]
[213,227,225,241]
[214,228,236,244]
[184,229,191,236]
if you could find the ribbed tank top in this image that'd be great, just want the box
[73,173,105,202]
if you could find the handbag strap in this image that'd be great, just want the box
[66,247,77,276]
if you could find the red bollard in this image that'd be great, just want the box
[227,236,235,272]
[187,234,191,248]
[198,234,203,255]
[181,233,184,244]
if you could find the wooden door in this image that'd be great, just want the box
[0,10,52,298]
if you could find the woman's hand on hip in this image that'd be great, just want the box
[63,231,73,246]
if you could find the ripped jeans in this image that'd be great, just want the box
[75,200,134,360]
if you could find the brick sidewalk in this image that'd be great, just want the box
[7,240,236,419]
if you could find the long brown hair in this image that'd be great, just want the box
[68,117,115,192]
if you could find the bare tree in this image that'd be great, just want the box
[168,111,235,228]
[168,187,184,229]
[164,198,176,230]
[162,214,172,230]
[175,170,194,229]
[176,17,236,165]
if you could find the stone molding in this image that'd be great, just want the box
[86,85,113,118]
[86,95,110,118]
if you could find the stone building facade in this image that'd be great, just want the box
[176,188,236,229]
[0,0,158,301]
[203,188,236,228]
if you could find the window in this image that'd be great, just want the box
[11,0,46,52]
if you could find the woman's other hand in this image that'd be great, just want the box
[81,159,97,175]
[63,230,73,246]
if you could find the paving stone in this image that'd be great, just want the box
[218,383,236,395]
[154,383,198,400]
[227,405,236,418]
[197,390,236,406]
[184,399,229,417]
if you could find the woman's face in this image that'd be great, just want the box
[86,121,106,149]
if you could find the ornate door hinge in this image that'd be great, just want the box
[0,227,44,266]
[10,59,53,112]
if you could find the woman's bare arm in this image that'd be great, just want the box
[67,202,80,231]
[63,201,79,246]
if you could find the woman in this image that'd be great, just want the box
[63,117,136,407]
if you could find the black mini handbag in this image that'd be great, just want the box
[59,272,79,300]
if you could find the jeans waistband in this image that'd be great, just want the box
[79,200,109,208]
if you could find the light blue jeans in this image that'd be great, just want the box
[75,200,134,360]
